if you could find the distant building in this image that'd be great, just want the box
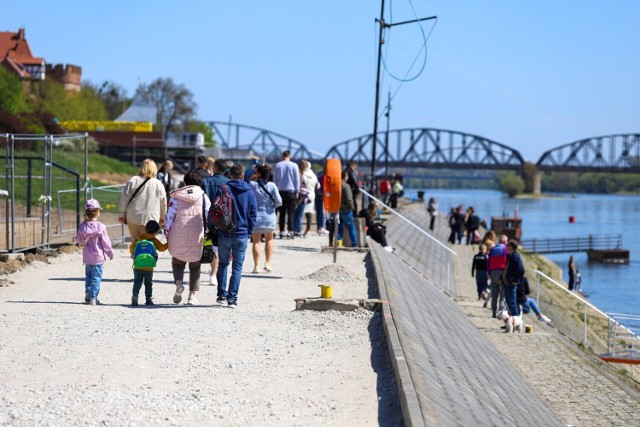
[0,28,81,91]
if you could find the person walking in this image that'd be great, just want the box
[119,159,167,243]
[337,169,358,247]
[293,160,318,237]
[488,235,509,318]
[315,171,328,235]
[471,244,489,300]
[568,255,577,291]
[249,163,282,273]
[202,159,229,286]
[74,199,114,306]
[504,239,525,317]
[215,164,257,309]
[427,197,438,231]
[129,220,168,306]
[273,150,300,240]
[193,155,211,179]
[157,159,174,198]
[345,161,360,215]
[164,171,210,306]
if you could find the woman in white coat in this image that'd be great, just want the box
[293,160,318,237]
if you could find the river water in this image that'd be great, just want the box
[404,188,639,318]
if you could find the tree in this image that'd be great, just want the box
[134,78,197,139]
[183,120,216,147]
[521,161,538,194]
[92,80,130,120]
[498,173,524,197]
[0,66,28,114]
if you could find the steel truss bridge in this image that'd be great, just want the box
[208,121,640,174]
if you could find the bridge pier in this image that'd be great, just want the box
[533,171,541,195]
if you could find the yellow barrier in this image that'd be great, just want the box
[60,121,153,132]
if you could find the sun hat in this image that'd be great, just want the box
[86,199,102,210]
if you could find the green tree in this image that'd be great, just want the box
[498,173,524,197]
[0,66,28,114]
[521,161,538,193]
[30,81,107,121]
[135,78,197,139]
[183,120,216,147]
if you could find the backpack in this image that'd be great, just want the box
[209,184,236,232]
[133,239,158,268]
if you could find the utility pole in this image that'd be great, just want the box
[370,3,436,182]
[384,90,391,176]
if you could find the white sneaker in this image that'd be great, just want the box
[383,246,394,253]
[173,281,185,304]
[187,296,199,305]
[209,275,217,286]
[318,228,329,235]
[538,314,551,323]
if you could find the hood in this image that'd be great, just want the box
[227,179,252,195]
[171,185,204,205]
[79,221,106,238]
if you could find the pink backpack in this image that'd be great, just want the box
[208,184,236,232]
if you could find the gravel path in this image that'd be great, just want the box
[0,233,401,426]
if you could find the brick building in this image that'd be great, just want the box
[0,28,81,91]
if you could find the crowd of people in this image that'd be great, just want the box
[75,154,401,308]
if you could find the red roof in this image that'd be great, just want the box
[0,29,45,78]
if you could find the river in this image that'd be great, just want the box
[403,189,639,318]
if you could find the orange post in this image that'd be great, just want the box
[323,158,342,214]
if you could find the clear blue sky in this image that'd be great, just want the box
[3,1,639,162]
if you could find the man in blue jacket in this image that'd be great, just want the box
[504,239,525,317]
[203,159,229,286]
[214,164,257,309]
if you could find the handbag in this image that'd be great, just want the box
[122,177,150,224]
[200,195,216,263]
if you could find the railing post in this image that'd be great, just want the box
[446,257,451,295]
[584,303,588,347]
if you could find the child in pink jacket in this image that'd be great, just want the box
[74,199,114,306]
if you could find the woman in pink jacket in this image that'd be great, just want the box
[164,171,211,305]
[74,199,114,306]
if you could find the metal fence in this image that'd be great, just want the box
[521,234,623,254]
[533,269,640,365]
[1,133,89,253]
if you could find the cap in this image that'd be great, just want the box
[86,199,102,210]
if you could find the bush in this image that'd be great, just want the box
[0,111,28,133]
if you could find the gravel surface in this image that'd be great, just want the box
[0,234,401,426]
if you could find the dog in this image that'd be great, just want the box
[496,309,523,333]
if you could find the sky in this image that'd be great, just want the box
[3,1,639,162]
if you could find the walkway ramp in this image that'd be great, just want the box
[370,241,560,425]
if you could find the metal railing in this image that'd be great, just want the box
[360,188,457,296]
[522,234,623,254]
[534,270,640,363]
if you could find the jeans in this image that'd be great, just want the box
[293,203,305,234]
[217,236,248,304]
[475,270,488,298]
[133,269,154,300]
[85,264,104,299]
[490,269,506,316]
[504,283,520,316]
[315,197,325,230]
[521,298,541,316]
[337,210,358,247]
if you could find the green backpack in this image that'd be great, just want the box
[132,239,158,268]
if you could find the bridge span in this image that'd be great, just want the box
[208,120,639,175]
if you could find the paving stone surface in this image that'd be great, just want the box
[381,202,640,426]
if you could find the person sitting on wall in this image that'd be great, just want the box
[359,201,394,253]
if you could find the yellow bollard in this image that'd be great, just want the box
[337,240,343,247]
[319,285,333,299]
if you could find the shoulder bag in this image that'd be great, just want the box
[258,179,276,206]
[200,195,216,263]
[122,177,150,224]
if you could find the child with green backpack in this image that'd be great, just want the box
[129,220,167,306]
